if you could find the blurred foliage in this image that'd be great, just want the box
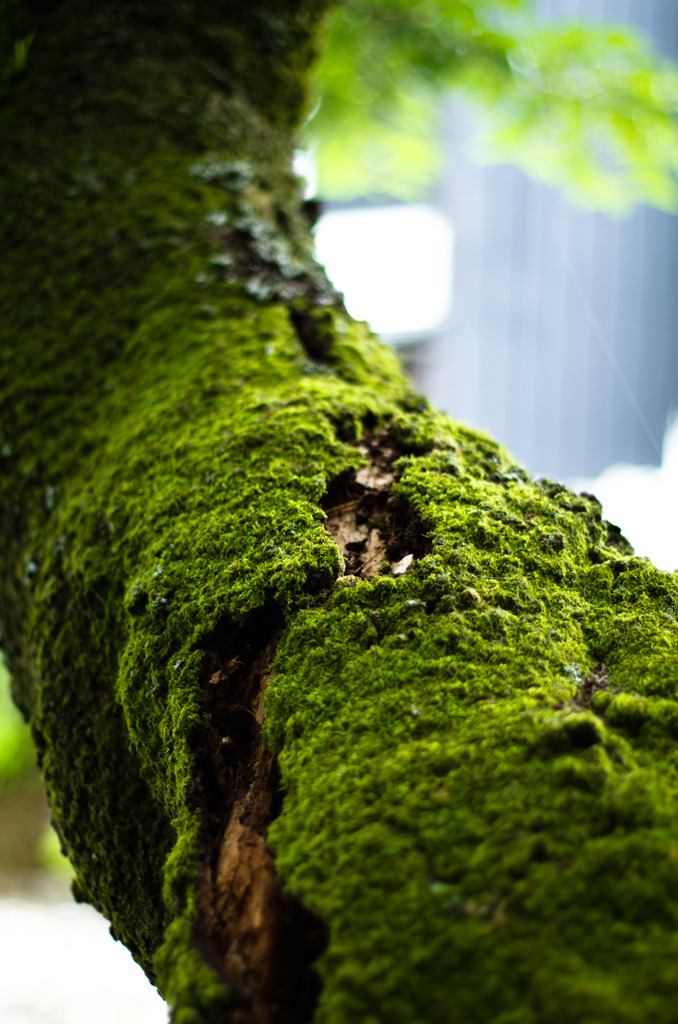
[0,657,70,883]
[37,821,74,878]
[308,0,678,212]
[0,0,30,79]
[0,654,35,787]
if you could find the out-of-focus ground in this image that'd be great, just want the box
[0,728,168,1023]
[0,895,169,1024]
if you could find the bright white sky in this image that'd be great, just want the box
[571,416,678,572]
[314,204,453,338]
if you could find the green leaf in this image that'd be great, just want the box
[308,0,678,212]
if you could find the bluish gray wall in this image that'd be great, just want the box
[425,0,678,479]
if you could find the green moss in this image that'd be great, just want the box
[263,442,678,1023]
[4,3,678,1021]
[9,278,678,1018]
[0,22,417,992]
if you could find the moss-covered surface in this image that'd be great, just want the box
[4,1,678,1022]
[266,456,678,1023]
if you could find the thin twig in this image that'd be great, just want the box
[325,499,361,514]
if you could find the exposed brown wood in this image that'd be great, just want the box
[196,621,325,1023]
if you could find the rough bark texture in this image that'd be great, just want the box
[4,2,678,1023]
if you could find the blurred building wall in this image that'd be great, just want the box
[422,0,678,479]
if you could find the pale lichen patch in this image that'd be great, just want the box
[392,553,414,576]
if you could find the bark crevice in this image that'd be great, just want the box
[576,664,611,709]
[194,610,327,1024]
[323,428,431,580]
[289,307,336,362]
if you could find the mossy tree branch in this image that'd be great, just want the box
[3,2,678,1023]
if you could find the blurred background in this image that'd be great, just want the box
[0,652,168,1022]
[3,0,678,1020]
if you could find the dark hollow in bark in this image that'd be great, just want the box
[193,609,327,1023]
[322,428,431,580]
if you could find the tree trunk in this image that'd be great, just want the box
[3,2,678,1022]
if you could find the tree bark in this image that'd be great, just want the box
[3,3,678,1023]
